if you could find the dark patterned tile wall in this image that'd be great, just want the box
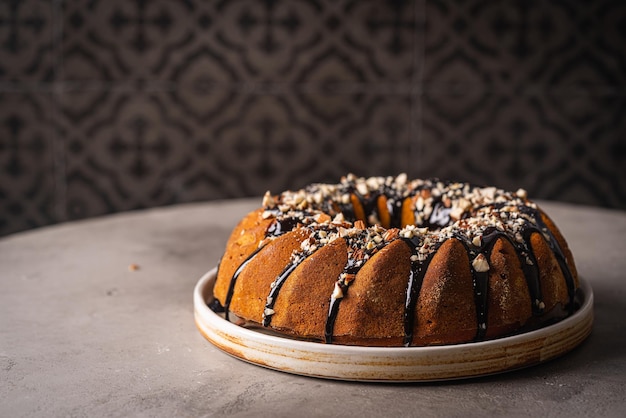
[419,0,626,208]
[0,0,625,236]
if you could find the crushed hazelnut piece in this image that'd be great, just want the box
[356,182,369,196]
[331,282,344,299]
[383,229,399,241]
[343,273,356,284]
[314,213,331,223]
[472,254,490,272]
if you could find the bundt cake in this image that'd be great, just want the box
[211,174,580,347]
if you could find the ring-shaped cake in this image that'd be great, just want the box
[211,174,580,347]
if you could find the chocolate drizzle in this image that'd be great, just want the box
[324,256,359,343]
[401,237,436,347]
[387,196,404,228]
[267,216,300,236]
[214,175,579,346]
[222,246,264,321]
[471,261,490,340]
[460,234,497,340]
[520,206,577,312]
[357,191,379,221]
[427,200,453,228]
[262,250,316,327]
[323,229,384,343]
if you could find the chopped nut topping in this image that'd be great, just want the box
[315,213,331,224]
[262,210,275,219]
[472,254,490,272]
[262,191,276,208]
[343,273,356,284]
[356,182,369,196]
[256,174,545,280]
[352,249,366,261]
[450,206,465,221]
[333,213,345,223]
[383,229,399,241]
[331,282,344,299]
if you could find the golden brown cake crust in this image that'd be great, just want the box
[214,208,273,304]
[271,237,348,339]
[485,237,533,339]
[213,175,580,347]
[413,238,477,346]
[333,239,411,345]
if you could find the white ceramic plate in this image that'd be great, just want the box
[194,268,593,382]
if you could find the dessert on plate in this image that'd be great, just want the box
[211,174,579,347]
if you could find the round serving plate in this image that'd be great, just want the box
[193,268,593,382]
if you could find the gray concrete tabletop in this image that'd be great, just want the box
[1,198,626,417]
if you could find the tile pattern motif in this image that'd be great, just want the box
[1,0,625,236]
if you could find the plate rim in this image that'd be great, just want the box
[194,267,594,382]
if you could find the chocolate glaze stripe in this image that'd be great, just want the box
[402,267,418,346]
[447,235,490,341]
[324,253,361,344]
[519,229,546,315]
[400,238,439,347]
[498,204,576,311]
[481,204,546,315]
[388,196,404,228]
[347,189,378,225]
[471,255,490,340]
[262,250,317,327]
[222,246,264,321]
[551,247,576,312]
[522,225,576,313]
[473,267,490,341]
[324,280,348,343]
[460,227,547,338]
[451,227,546,341]
[267,216,300,236]
[208,259,225,313]
[522,207,577,311]
[361,192,379,222]
[468,239,496,341]
[337,202,356,223]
